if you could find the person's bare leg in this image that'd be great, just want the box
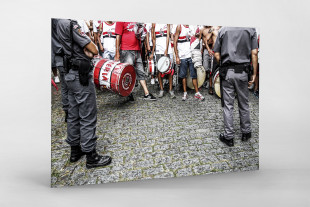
[254,75,259,91]
[158,73,164,91]
[182,78,187,92]
[192,78,199,93]
[209,75,212,88]
[209,73,213,94]
[168,74,173,91]
[140,80,149,95]
[52,67,58,77]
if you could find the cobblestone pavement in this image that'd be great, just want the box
[51,77,259,187]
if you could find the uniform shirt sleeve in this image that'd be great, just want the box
[251,29,258,50]
[115,22,124,35]
[72,22,91,48]
[213,30,222,53]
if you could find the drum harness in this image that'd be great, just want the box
[63,20,93,86]
[219,61,252,107]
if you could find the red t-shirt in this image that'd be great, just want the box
[115,22,140,51]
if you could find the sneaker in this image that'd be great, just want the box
[182,93,188,101]
[169,90,176,99]
[143,93,157,101]
[151,78,155,85]
[158,90,164,98]
[54,76,60,83]
[195,92,205,101]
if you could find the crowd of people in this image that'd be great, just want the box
[52,20,260,100]
[52,19,259,169]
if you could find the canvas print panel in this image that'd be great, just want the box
[51,19,259,187]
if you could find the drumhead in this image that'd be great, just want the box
[111,63,136,97]
[93,59,136,97]
[187,66,206,89]
[157,56,171,73]
[212,68,221,99]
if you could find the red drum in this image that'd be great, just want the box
[92,55,103,65]
[93,59,136,97]
[148,59,155,76]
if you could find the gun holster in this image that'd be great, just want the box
[72,60,92,86]
[63,56,72,74]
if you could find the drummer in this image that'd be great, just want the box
[174,24,205,101]
[115,21,156,101]
[150,23,175,99]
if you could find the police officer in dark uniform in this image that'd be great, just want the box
[56,19,112,168]
[52,18,68,122]
[213,27,258,147]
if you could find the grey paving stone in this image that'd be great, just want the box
[51,82,259,187]
[193,164,212,175]
[176,168,193,177]
[143,166,165,176]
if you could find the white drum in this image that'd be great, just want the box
[157,56,171,73]
[212,68,221,99]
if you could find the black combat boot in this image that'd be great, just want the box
[241,132,252,142]
[86,149,112,169]
[219,134,234,147]
[70,145,85,162]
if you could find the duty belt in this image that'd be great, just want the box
[221,62,251,73]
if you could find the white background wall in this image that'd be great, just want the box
[0,0,309,206]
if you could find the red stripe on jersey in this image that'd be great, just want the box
[155,31,167,35]
[178,36,187,40]
[102,32,116,35]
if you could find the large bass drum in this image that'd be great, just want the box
[93,59,136,97]
[187,66,206,89]
[212,67,221,99]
